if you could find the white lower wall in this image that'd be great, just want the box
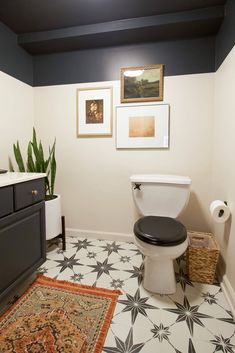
[0,71,34,169]
[212,45,235,307]
[34,73,214,237]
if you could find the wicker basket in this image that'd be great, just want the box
[186,231,220,284]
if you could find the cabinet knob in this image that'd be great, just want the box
[32,190,38,196]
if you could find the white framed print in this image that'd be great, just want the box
[77,86,113,137]
[116,103,169,149]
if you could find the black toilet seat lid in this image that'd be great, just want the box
[134,216,187,247]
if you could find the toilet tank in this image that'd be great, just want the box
[130,174,191,218]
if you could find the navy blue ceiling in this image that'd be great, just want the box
[0,0,226,55]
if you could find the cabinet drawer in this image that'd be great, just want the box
[0,186,13,218]
[14,178,45,211]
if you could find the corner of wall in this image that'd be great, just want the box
[217,264,235,318]
[215,0,235,70]
[0,21,33,86]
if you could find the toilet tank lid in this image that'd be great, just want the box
[130,174,191,185]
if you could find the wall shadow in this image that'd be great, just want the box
[179,191,211,232]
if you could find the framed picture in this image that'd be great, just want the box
[120,64,164,103]
[116,103,169,149]
[77,87,113,137]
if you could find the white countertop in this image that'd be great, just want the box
[0,172,47,187]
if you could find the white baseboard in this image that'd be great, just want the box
[217,266,235,318]
[66,228,134,243]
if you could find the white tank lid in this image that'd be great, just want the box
[130,174,191,185]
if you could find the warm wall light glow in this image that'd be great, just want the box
[124,70,144,77]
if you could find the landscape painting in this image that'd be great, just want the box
[121,65,164,103]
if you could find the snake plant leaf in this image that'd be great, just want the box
[13,141,25,172]
[27,142,36,172]
[50,140,56,196]
[45,143,54,171]
[32,128,41,171]
[32,128,38,153]
[38,140,51,194]
[44,177,50,195]
[39,141,45,172]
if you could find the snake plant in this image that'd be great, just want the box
[13,128,56,200]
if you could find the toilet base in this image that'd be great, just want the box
[143,256,176,294]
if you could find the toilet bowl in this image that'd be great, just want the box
[130,174,191,294]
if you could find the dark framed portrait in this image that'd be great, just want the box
[77,87,113,137]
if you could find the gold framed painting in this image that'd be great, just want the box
[77,86,113,137]
[116,103,169,149]
[120,64,164,103]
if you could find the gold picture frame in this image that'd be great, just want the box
[120,64,164,103]
[77,86,113,137]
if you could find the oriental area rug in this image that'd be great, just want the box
[0,274,121,353]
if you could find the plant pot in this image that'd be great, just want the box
[45,194,62,240]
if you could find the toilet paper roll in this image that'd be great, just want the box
[210,200,230,223]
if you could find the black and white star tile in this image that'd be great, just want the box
[39,236,235,353]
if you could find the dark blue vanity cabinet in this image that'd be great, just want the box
[0,177,46,302]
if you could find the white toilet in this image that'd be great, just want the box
[130,174,191,294]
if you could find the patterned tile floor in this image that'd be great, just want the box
[38,236,235,353]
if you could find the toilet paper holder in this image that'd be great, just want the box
[219,201,227,218]
[210,200,230,223]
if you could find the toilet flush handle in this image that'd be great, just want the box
[134,183,141,190]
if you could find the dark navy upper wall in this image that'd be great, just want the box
[0,0,234,87]
[0,22,33,85]
[34,37,215,86]
[0,17,216,87]
[215,0,235,69]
